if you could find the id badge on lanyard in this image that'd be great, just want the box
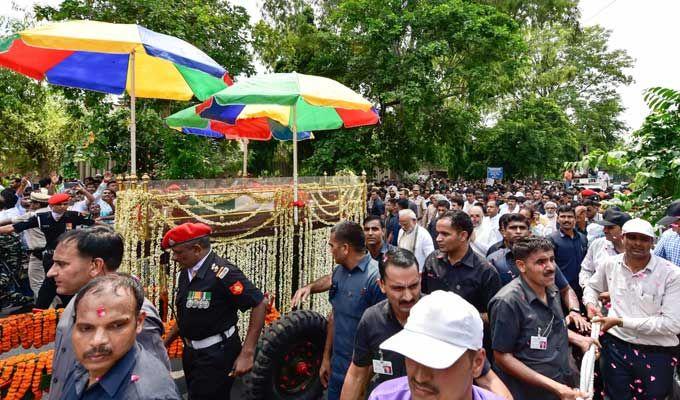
[372,350,394,375]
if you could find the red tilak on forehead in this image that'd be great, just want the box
[97,306,106,317]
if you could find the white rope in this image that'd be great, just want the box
[579,321,602,396]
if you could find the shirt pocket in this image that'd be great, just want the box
[637,290,661,315]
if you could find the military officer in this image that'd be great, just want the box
[162,222,266,400]
[0,192,94,308]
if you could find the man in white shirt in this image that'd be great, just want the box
[542,201,558,233]
[584,218,680,400]
[498,195,519,216]
[462,189,476,213]
[468,206,494,257]
[397,209,434,271]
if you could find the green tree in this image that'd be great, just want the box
[471,96,579,178]
[568,87,680,220]
[254,0,526,175]
[0,69,77,175]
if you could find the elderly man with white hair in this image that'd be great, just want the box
[397,209,434,270]
[542,201,558,235]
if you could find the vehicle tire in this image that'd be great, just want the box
[243,310,327,400]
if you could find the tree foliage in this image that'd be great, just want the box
[253,0,633,178]
[568,87,680,220]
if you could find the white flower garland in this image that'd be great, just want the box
[114,174,365,321]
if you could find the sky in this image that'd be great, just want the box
[2,0,679,131]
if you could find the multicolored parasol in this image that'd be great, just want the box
[179,72,379,222]
[0,20,231,175]
[166,105,313,176]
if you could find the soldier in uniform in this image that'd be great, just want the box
[162,222,266,400]
[0,192,95,308]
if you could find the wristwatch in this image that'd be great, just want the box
[569,308,581,314]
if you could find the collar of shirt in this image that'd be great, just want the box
[518,276,558,305]
[77,343,138,398]
[188,251,212,282]
[51,211,64,221]
[353,253,372,272]
[621,254,657,275]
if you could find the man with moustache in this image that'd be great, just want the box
[584,218,680,399]
[490,237,596,400]
[368,291,506,400]
[46,226,169,400]
[161,222,266,400]
[61,274,180,400]
[340,249,512,400]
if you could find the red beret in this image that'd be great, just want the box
[581,189,597,197]
[48,193,70,205]
[162,223,212,249]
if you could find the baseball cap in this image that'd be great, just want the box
[379,291,483,369]
[596,209,632,228]
[658,200,680,226]
[622,218,655,239]
[581,189,597,197]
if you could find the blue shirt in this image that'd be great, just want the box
[549,229,587,286]
[654,229,680,267]
[386,213,400,246]
[61,343,180,400]
[369,376,504,400]
[328,254,386,396]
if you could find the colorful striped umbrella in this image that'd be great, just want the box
[183,72,379,222]
[0,20,231,175]
[167,106,313,176]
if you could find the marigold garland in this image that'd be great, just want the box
[0,310,62,356]
[0,350,53,400]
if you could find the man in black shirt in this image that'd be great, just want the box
[421,210,501,321]
[490,237,596,400]
[340,248,511,400]
[161,222,266,400]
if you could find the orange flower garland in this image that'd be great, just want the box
[0,350,53,400]
[162,320,184,359]
[264,293,281,326]
[0,310,62,355]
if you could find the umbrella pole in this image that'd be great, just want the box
[292,105,299,224]
[242,139,248,177]
[130,50,137,176]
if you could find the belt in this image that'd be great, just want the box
[186,326,236,350]
[603,333,678,356]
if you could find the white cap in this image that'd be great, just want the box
[380,291,482,369]
[622,218,655,239]
[515,191,524,197]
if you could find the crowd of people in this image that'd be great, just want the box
[0,171,679,400]
[0,172,118,310]
[294,176,679,400]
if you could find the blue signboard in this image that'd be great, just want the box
[487,167,503,180]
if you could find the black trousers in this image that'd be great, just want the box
[183,332,242,400]
[35,252,72,309]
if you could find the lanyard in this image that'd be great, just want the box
[538,314,556,338]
